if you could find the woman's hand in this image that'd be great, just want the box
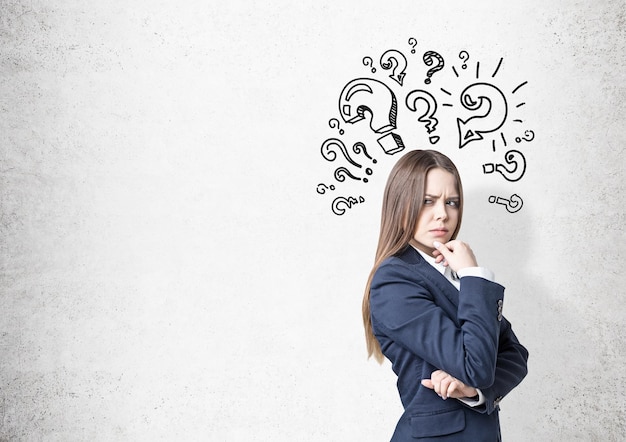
[421,369,477,400]
[432,240,478,272]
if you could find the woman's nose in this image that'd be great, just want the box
[434,203,448,220]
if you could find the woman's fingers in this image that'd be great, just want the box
[422,370,475,400]
[432,240,478,271]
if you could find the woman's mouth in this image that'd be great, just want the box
[430,228,448,237]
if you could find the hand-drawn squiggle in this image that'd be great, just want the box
[488,194,523,213]
[352,142,377,164]
[482,150,526,182]
[332,196,365,216]
[457,82,508,148]
[515,130,534,143]
[334,166,359,182]
[321,138,361,168]
[423,51,444,84]
[316,183,336,195]
[380,49,407,86]
[338,78,405,155]
[406,89,439,134]
[328,118,344,135]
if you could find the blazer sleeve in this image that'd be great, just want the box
[473,315,529,414]
[370,259,505,389]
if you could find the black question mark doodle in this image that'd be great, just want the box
[338,78,405,155]
[328,118,344,135]
[408,37,417,54]
[488,194,523,213]
[482,150,526,182]
[457,82,508,148]
[320,138,361,168]
[321,138,372,183]
[334,167,361,182]
[332,195,365,216]
[459,50,470,69]
[362,56,376,73]
[515,130,535,143]
[406,89,440,144]
[423,50,444,84]
[352,142,377,164]
[316,183,336,195]
[334,166,372,183]
[379,49,408,86]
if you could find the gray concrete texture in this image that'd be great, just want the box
[1,0,625,440]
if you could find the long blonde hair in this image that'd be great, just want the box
[362,149,464,363]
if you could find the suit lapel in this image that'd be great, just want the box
[398,246,460,307]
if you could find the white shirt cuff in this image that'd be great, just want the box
[457,388,485,407]
[456,266,495,282]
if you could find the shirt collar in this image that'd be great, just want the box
[410,244,446,276]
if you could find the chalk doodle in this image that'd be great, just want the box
[328,118,344,135]
[488,194,524,213]
[423,50,445,84]
[316,183,336,195]
[332,196,365,216]
[457,83,508,149]
[406,89,440,144]
[380,50,408,86]
[482,149,527,182]
[515,130,535,143]
[338,78,405,154]
[316,39,533,215]
[362,56,376,73]
[459,51,470,69]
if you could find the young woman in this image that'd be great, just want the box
[363,149,528,441]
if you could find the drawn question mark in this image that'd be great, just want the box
[320,138,361,167]
[423,50,444,84]
[379,49,407,86]
[335,166,372,183]
[316,183,335,195]
[328,118,344,135]
[362,56,376,73]
[488,194,523,213]
[459,50,470,69]
[406,89,440,144]
[352,141,377,164]
[515,130,535,143]
[332,195,365,216]
[408,37,417,54]
[320,138,372,183]
[338,77,405,155]
[482,150,527,182]
[457,82,508,148]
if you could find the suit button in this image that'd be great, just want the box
[497,299,503,321]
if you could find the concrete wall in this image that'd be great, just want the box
[1,0,624,440]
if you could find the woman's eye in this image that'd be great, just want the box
[424,199,433,205]
[446,200,459,207]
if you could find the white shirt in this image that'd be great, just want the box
[412,245,495,408]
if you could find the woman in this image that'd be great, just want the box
[363,149,528,441]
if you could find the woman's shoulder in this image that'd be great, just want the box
[373,247,428,283]
[378,246,425,269]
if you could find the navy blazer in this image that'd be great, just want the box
[370,246,528,441]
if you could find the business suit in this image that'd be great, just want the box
[370,246,528,441]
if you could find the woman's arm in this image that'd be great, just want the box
[420,315,528,414]
[370,260,504,389]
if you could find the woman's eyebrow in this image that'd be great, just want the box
[424,194,460,199]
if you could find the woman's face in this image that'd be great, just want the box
[412,167,460,255]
